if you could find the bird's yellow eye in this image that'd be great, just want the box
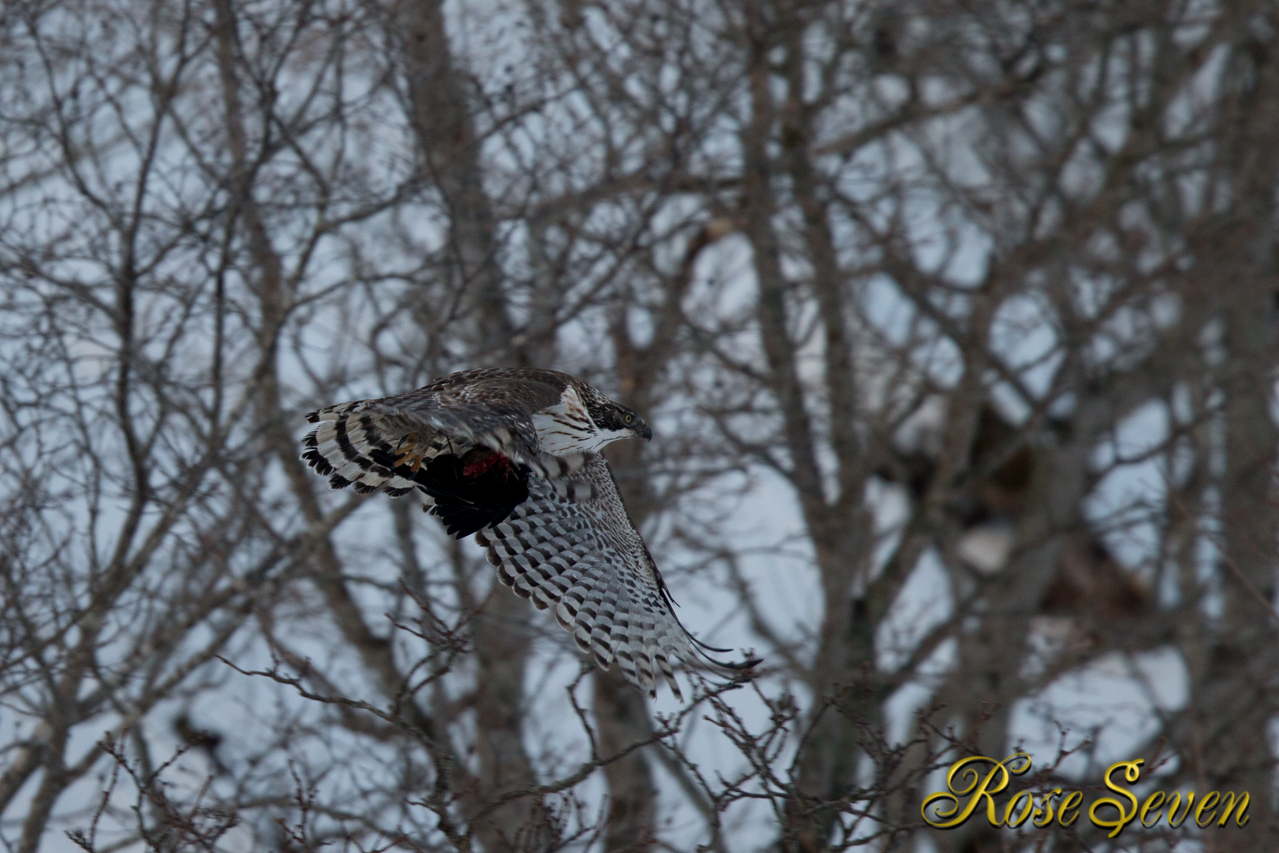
[624,414,633,423]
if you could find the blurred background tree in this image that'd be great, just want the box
[2,0,1278,850]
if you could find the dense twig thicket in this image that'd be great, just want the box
[3,0,1279,850]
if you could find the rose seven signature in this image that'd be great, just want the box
[922,753,1250,837]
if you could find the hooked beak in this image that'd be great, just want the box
[638,423,653,441]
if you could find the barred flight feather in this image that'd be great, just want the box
[476,455,758,698]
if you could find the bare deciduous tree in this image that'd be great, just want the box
[3,0,1279,851]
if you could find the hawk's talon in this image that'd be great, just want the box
[393,434,425,470]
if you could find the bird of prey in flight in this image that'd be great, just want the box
[300,368,757,697]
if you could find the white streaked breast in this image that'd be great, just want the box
[533,385,598,455]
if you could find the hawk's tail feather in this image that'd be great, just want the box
[301,402,424,496]
[302,401,477,504]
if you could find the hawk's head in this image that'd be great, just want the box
[579,385,652,444]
